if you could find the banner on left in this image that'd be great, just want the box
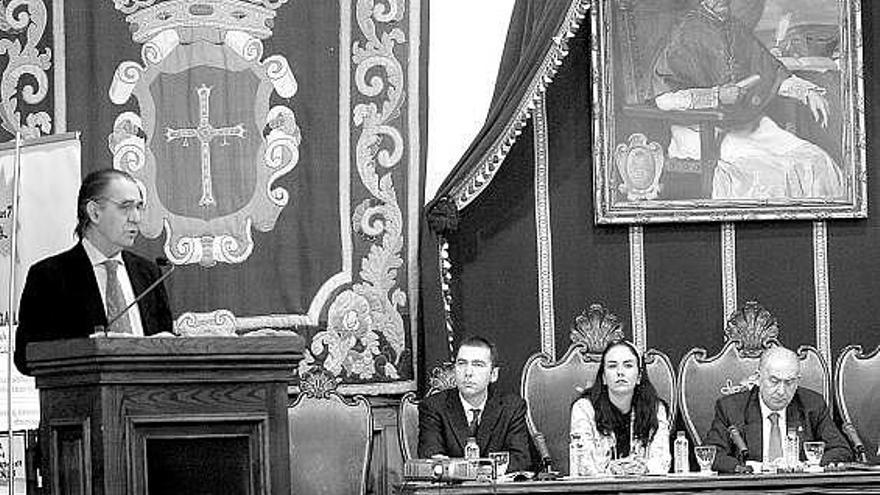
[0,134,81,430]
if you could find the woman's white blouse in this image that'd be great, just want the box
[569,397,671,474]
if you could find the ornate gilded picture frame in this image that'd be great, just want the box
[592,0,866,224]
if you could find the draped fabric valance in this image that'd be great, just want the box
[426,0,589,227]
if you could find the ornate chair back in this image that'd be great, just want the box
[520,304,676,475]
[678,301,831,444]
[398,363,456,461]
[289,371,373,495]
[835,345,880,463]
[521,344,600,475]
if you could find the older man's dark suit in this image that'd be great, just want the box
[14,243,173,375]
[705,386,852,472]
[418,388,532,472]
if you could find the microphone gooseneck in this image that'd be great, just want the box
[102,258,176,332]
[532,432,559,480]
[727,424,749,461]
[841,423,868,463]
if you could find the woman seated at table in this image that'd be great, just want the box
[570,340,671,475]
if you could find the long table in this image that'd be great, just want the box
[399,470,880,494]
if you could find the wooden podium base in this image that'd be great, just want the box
[27,336,304,495]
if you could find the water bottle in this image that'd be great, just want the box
[570,432,586,476]
[674,431,689,473]
[785,427,800,470]
[464,436,480,460]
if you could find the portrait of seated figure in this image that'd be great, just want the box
[649,0,845,201]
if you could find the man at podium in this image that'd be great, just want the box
[14,168,173,374]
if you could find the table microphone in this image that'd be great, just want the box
[98,257,176,335]
[728,424,749,460]
[841,423,868,463]
[533,432,559,481]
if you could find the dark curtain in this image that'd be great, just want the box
[426,0,579,210]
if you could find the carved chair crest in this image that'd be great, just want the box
[427,361,456,396]
[724,300,780,358]
[571,303,625,355]
[299,368,342,399]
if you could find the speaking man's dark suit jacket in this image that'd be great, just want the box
[418,388,532,472]
[14,242,173,375]
[704,386,852,472]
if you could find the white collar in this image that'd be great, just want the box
[82,238,124,267]
[458,391,488,414]
[758,393,786,422]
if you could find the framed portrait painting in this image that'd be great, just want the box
[592,0,866,224]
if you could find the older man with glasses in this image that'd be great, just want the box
[704,345,852,473]
[14,168,173,374]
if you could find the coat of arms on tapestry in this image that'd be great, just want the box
[54,0,424,393]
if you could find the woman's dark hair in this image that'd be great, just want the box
[582,340,666,444]
[74,168,136,239]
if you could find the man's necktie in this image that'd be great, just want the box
[768,412,783,462]
[102,260,132,333]
[468,408,481,437]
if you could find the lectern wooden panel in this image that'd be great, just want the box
[27,336,304,495]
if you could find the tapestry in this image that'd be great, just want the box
[0,0,425,393]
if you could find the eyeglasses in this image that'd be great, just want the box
[95,197,146,215]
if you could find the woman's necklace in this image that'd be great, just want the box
[628,408,635,456]
[612,407,636,460]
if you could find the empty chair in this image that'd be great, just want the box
[835,344,880,463]
[398,363,456,462]
[289,371,373,495]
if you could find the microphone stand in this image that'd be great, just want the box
[728,425,753,473]
[5,132,22,495]
[842,423,868,464]
[532,432,559,481]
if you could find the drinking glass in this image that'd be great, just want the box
[803,441,825,472]
[489,451,510,477]
[694,445,716,475]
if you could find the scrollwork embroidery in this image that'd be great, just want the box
[0,0,52,138]
[301,0,407,382]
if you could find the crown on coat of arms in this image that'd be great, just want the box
[112,0,289,43]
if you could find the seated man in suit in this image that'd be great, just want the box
[14,168,173,375]
[705,345,852,472]
[418,336,532,472]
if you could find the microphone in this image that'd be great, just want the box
[532,432,558,480]
[841,423,868,463]
[99,257,175,335]
[728,424,749,460]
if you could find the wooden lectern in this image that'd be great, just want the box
[26,335,304,495]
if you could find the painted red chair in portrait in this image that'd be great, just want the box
[834,344,880,464]
[613,0,789,200]
[678,301,831,445]
[520,303,676,475]
[613,0,725,199]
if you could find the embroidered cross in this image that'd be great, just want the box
[165,84,246,207]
